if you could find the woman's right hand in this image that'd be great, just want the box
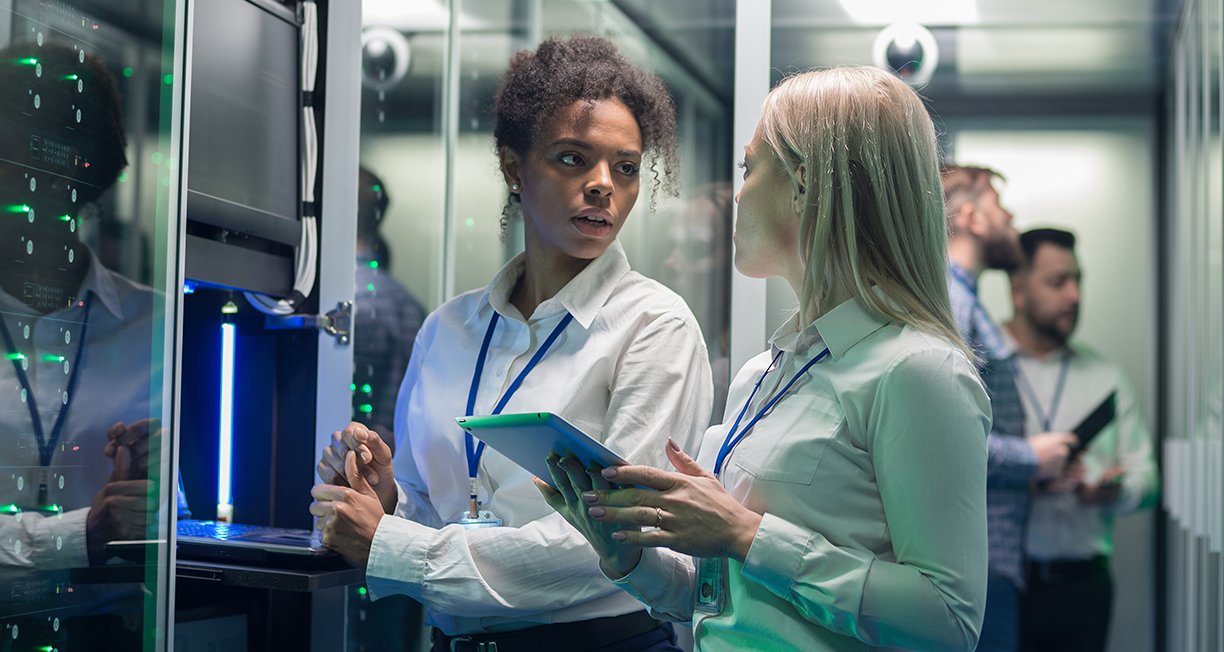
[535,455,643,578]
[316,421,397,514]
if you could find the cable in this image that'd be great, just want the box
[246,0,319,316]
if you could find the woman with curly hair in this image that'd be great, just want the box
[542,66,991,651]
[311,35,712,651]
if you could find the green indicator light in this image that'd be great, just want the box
[5,353,25,361]
[38,646,55,652]
[16,57,38,66]
[118,171,129,183]
[357,586,368,596]
[0,504,21,515]
[122,66,134,77]
[62,74,79,81]
[367,260,379,269]
[366,283,376,293]
[163,73,173,85]
[42,354,66,363]
[371,184,382,193]
[349,383,357,391]
[358,404,373,414]
[221,301,239,315]
[4,204,31,213]
[58,214,72,222]
[361,384,372,394]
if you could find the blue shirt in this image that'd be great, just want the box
[947,263,1035,589]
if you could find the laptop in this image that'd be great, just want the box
[174,477,337,563]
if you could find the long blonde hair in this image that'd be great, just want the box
[757,66,970,358]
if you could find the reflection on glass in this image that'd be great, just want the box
[351,167,426,448]
[0,1,176,649]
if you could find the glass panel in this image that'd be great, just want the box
[354,2,449,434]
[0,0,180,649]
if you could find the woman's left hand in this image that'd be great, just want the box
[592,439,763,562]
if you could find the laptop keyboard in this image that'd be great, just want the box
[177,520,293,541]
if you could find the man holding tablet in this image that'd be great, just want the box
[1004,228,1158,652]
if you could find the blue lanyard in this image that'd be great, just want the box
[1013,351,1071,432]
[713,345,831,478]
[464,311,573,479]
[0,302,92,468]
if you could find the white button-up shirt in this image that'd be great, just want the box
[366,241,713,635]
[0,250,155,569]
[616,296,991,651]
[1006,335,1158,561]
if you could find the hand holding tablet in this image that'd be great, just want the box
[455,412,635,489]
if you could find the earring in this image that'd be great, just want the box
[510,183,520,192]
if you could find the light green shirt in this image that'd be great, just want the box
[615,296,991,651]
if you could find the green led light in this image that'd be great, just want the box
[122,66,134,78]
[358,404,373,414]
[366,283,376,293]
[118,171,129,183]
[15,57,38,66]
[220,301,239,315]
[357,586,368,596]
[5,352,25,361]
[42,354,66,363]
[38,646,55,652]
[367,260,379,269]
[58,214,72,222]
[163,73,173,85]
[361,384,372,394]
[0,504,21,515]
[371,184,381,193]
[62,74,79,81]
[4,204,31,214]
[349,383,357,391]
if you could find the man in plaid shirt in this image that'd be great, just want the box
[942,165,1077,652]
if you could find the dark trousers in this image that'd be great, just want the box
[977,575,1020,652]
[431,614,680,652]
[1019,556,1113,652]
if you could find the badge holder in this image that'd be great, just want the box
[448,479,503,529]
[694,556,725,615]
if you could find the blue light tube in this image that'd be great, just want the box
[218,322,236,507]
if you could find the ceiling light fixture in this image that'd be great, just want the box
[837,0,978,26]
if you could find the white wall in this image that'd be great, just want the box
[953,116,1159,652]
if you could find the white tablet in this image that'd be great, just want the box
[455,412,631,489]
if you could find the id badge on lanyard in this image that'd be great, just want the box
[446,477,503,528]
[450,311,572,529]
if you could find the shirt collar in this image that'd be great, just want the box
[466,240,632,330]
[767,292,892,361]
[0,246,124,320]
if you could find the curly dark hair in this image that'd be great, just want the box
[493,35,680,224]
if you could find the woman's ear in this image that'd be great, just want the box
[499,146,522,193]
[790,164,808,214]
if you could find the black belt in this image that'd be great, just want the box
[1026,555,1108,584]
[431,610,662,652]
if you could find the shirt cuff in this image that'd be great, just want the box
[365,514,434,600]
[741,512,811,597]
[35,507,90,569]
[610,548,675,603]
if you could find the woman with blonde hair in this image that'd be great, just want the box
[540,66,991,651]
